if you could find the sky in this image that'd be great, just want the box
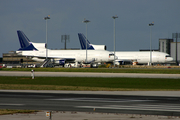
[0,0,180,57]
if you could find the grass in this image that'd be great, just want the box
[0,76,180,90]
[0,109,39,115]
[1,67,180,74]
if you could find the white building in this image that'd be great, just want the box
[170,42,180,63]
[159,38,180,64]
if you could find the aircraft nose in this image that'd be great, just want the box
[170,57,174,61]
[111,56,118,60]
[166,57,173,62]
[109,55,117,61]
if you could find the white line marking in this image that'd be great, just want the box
[47,98,154,102]
[76,104,180,112]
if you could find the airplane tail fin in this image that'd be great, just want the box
[78,33,94,50]
[17,30,38,51]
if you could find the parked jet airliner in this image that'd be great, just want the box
[78,33,173,65]
[16,31,116,66]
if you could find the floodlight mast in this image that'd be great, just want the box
[83,18,90,63]
[61,35,70,50]
[44,15,50,60]
[112,15,118,67]
[149,22,154,66]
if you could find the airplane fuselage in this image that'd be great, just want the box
[113,51,173,64]
[18,49,115,63]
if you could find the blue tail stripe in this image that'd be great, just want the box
[17,30,38,51]
[17,30,30,48]
[78,33,94,50]
[18,44,37,51]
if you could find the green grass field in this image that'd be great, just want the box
[0,76,180,91]
[1,67,180,90]
[1,67,180,74]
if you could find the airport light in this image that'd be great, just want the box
[112,15,118,67]
[149,22,154,66]
[61,35,70,50]
[44,15,50,60]
[83,18,90,63]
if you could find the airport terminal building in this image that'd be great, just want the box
[1,51,39,68]
[159,38,180,64]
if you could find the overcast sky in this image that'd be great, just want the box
[0,0,180,57]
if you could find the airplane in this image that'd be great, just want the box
[78,33,174,65]
[16,30,116,67]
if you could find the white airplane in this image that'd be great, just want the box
[78,33,173,65]
[16,30,116,67]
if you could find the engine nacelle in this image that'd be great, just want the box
[59,60,65,65]
[31,57,45,62]
[91,44,106,50]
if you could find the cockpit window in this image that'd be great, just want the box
[109,54,114,56]
[166,55,171,57]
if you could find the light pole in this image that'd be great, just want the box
[83,18,90,63]
[61,35,70,50]
[149,22,154,66]
[44,15,50,60]
[112,15,118,67]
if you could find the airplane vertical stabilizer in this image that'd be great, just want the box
[78,33,106,50]
[17,30,38,51]
[78,33,94,50]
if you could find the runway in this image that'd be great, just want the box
[0,90,180,116]
[0,71,180,78]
